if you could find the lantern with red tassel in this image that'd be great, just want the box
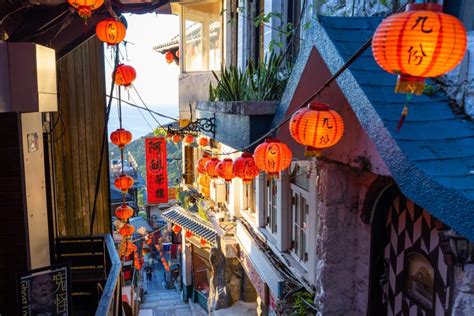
[184,134,194,144]
[205,158,220,179]
[68,0,104,19]
[233,153,259,183]
[289,102,344,157]
[172,134,182,143]
[172,225,182,234]
[119,224,135,237]
[216,159,234,182]
[96,19,126,45]
[372,3,467,95]
[110,128,132,149]
[165,51,174,64]
[115,204,134,221]
[114,64,136,88]
[197,154,211,174]
[114,175,134,193]
[198,137,209,147]
[254,139,292,177]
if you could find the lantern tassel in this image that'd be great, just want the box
[396,104,409,132]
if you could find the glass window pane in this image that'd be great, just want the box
[183,2,222,72]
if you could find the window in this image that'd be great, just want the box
[291,184,308,263]
[183,2,222,72]
[265,177,277,233]
[242,180,256,213]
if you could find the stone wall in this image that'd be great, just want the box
[452,264,474,316]
[317,0,408,17]
[314,160,376,315]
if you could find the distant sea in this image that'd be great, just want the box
[108,104,179,140]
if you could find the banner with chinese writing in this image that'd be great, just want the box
[18,264,71,315]
[146,137,168,204]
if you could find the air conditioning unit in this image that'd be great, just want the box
[0,42,57,113]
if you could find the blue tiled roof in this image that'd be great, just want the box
[317,16,474,240]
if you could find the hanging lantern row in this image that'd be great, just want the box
[372,3,467,95]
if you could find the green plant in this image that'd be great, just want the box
[292,291,316,315]
[209,53,290,102]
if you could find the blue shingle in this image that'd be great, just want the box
[319,15,474,239]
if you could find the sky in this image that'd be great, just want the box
[106,13,180,139]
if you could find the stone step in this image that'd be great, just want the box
[139,301,190,310]
[142,294,182,303]
[153,309,193,316]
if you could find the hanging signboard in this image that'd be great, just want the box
[18,264,71,315]
[146,137,168,204]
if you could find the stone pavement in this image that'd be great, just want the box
[138,261,195,316]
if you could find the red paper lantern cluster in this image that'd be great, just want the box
[289,102,344,157]
[96,19,126,45]
[254,139,292,177]
[114,64,136,87]
[114,175,134,193]
[205,158,220,179]
[233,153,259,183]
[110,128,132,149]
[115,204,133,221]
[216,158,234,182]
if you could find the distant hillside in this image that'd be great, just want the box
[109,134,182,186]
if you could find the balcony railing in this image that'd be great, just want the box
[55,234,122,315]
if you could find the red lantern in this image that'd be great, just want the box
[197,153,211,174]
[184,134,194,144]
[96,19,126,45]
[198,137,209,147]
[185,230,193,238]
[200,238,207,246]
[254,139,292,176]
[205,158,220,179]
[233,153,259,183]
[372,3,467,95]
[110,128,132,149]
[146,238,152,245]
[165,51,174,64]
[119,224,135,237]
[114,64,136,87]
[172,134,182,143]
[175,50,180,58]
[68,0,104,19]
[172,225,182,234]
[289,102,344,157]
[115,204,133,221]
[216,158,234,182]
[114,175,134,193]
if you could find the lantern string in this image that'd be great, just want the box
[90,44,121,235]
[209,0,414,156]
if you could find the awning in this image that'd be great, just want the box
[162,206,217,245]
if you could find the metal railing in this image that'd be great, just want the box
[95,234,122,316]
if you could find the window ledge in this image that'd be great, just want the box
[240,209,257,227]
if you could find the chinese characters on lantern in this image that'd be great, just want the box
[146,137,168,204]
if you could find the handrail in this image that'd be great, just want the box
[95,234,122,316]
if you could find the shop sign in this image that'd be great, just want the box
[18,264,71,315]
[239,250,268,303]
[146,137,168,204]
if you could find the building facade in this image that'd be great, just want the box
[157,0,474,315]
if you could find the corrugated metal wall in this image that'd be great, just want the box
[49,36,111,235]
